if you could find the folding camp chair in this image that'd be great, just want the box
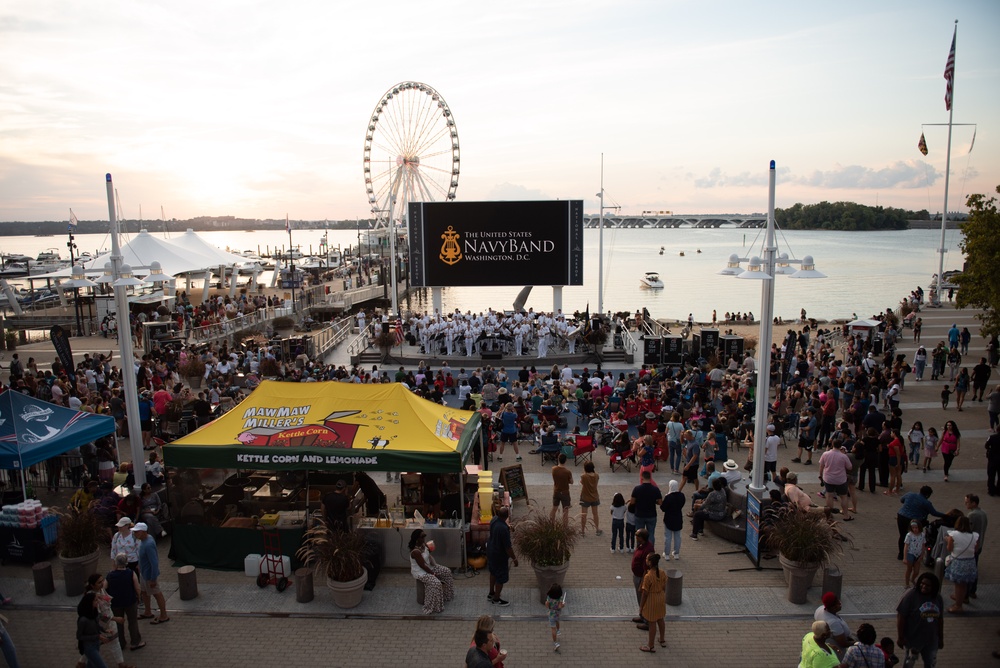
[572,435,595,466]
[609,451,631,473]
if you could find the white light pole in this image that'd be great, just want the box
[106,174,147,494]
[725,161,825,493]
[597,153,605,316]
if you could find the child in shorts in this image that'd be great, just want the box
[903,520,925,587]
[545,583,565,651]
[941,385,952,409]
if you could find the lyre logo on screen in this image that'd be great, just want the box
[439,226,462,265]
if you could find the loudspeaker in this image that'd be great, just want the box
[719,335,744,361]
[381,322,390,334]
[699,328,719,357]
[643,336,662,365]
[662,335,683,366]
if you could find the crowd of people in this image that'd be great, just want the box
[3,281,999,665]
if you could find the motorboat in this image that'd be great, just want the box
[35,248,67,273]
[36,248,61,263]
[639,272,664,289]
[659,246,664,255]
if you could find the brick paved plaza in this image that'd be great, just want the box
[1,303,997,666]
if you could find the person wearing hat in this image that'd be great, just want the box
[721,459,742,487]
[763,423,781,482]
[132,523,169,624]
[813,592,853,657]
[322,479,352,533]
[111,517,140,577]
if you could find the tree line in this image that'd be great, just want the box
[775,201,929,231]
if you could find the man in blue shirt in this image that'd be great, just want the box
[133,523,170,623]
[896,486,945,561]
[487,507,517,606]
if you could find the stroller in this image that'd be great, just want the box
[588,417,616,451]
[923,513,959,568]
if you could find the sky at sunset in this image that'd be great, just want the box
[1,0,997,223]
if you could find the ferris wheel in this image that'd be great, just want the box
[363,81,460,229]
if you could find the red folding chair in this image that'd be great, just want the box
[573,435,595,466]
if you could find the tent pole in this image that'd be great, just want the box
[20,468,27,500]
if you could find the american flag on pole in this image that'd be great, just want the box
[918,133,928,156]
[285,214,290,233]
[393,319,404,346]
[944,28,956,111]
[69,208,78,227]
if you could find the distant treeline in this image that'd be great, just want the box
[0,216,378,236]
[775,202,930,231]
[0,203,940,235]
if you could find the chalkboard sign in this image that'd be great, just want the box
[500,465,527,504]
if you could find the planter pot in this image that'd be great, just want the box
[187,375,203,390]
[531,561,569,604]
[779,554,820,604]
[326,568,368,609]
[61,549,101,597]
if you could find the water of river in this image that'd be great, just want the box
[3,225,963,322]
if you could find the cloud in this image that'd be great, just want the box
[793,161,940,189]
[484,182,551,201]
[694,161,941,191]
[693,166,793,189]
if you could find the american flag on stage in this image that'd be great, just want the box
[918,133,928,156]
[393,319,404,346]
[944,28,956,111]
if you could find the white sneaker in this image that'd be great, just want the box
[672,552,679,560]
[611,548,616,553]
[553,642,560,651]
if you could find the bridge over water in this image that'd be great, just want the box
[582,214,766,229]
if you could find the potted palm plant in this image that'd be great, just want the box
[54,506,102,596]
[179,356,206,389]
[373,330,397,363]
[763,506,845,604]
[511,510,580,603]
[295,521,369,608]
[259,357,281,378]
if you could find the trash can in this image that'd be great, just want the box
[822,566,842,601]
[666,569,683,606]
[33,562,55,596]
[178,565,198,601]
[295,568,314,603]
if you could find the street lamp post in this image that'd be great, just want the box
[105,174,149,495]
[722,161,825,493]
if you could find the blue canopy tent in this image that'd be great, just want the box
[0,390,116,497]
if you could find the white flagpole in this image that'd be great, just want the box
[935,21,957,306]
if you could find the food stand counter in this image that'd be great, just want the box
[355,520,466,569]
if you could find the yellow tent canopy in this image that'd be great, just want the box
[163,381,481,473]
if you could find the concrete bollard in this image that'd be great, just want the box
[32,562,55,596]
[294,568,314,603]
[822,566,843,601]
[178,565,198,601]
[666,569,683,606]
